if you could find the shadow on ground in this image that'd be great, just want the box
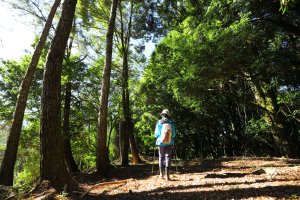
[75,185,300,200]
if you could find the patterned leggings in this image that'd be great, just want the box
[158,145,173,169]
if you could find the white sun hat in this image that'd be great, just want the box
[160,109,171,117]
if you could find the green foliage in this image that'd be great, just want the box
[0,127,8,163]
[291,193,300,199]
[134,0,300,159]
[14,151,39,191]
[246,118,271,134]
[108,128,118,162]
[134,112,157,153]
[244,118,276,156]
[14,121,40,191]
[277,89,300,126]
[72,132,97,172]
[0,56,44,122]
[0,60,27,120]
[279,0,297,13]
[77,0,92,26]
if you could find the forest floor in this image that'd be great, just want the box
[10,157,300,199]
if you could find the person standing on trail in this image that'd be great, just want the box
[154,109,176,181]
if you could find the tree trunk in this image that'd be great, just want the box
[107,116,114,152]
[119,119,129,166]
[40,0,77,190]
[120,49,130,166]
[115,120,121,160]
[121,55,142,164]
[63,82,79,173]
[96,0,118,175]
[119,1,141,165]
[0,0,61,186]
[129,122,142,164]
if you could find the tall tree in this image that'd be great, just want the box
[0,0,61,186]
[117,1,142,165]
[97,0,118,175]
[40,0,77,189]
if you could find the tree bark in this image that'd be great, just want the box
[63,82,79,173]
[120,50,130,166]
[0,0,61,186]
[129,122,142,164]
[40,0,77,190]
[96,0,118,175]
[107,116,114,151]
[119,119,129,166]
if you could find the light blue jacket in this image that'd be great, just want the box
[154,118,176,146]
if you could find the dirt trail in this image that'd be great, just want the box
[71,157,300,200]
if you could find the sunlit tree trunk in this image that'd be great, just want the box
[40,0,77,190]
[129,123,142,164]
[0,0,61,186]
[97,0,118,175]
